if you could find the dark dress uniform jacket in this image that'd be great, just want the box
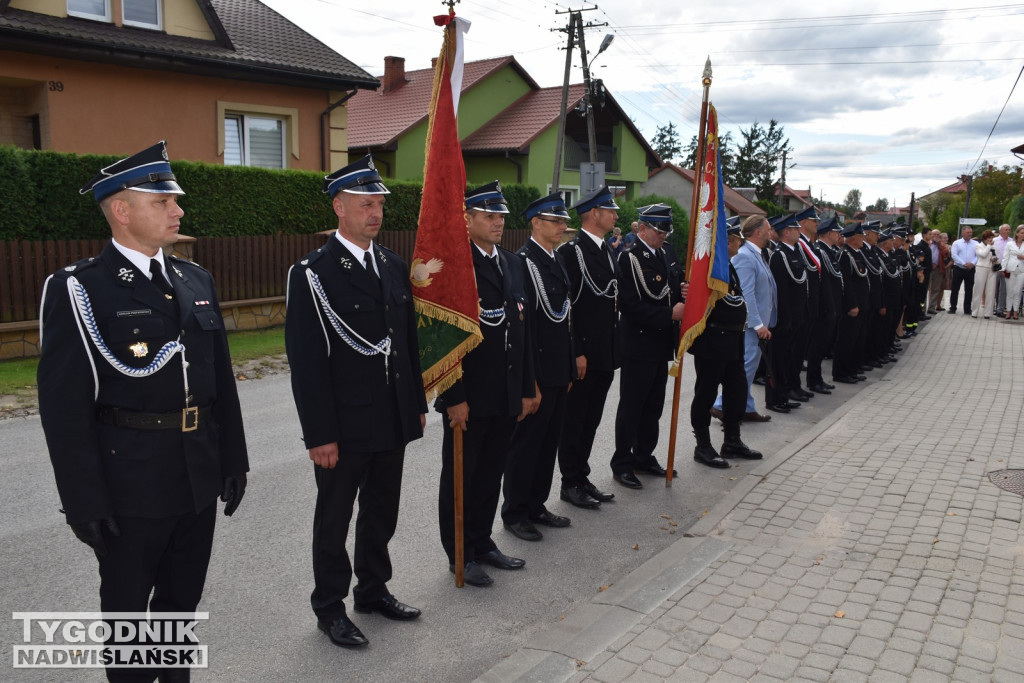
[436,246,535,416]
[769,243,808,331]
[797,236,821,320]
[517,239,575,386]
[862,245,885,311]
[687,265,746,360]
[286,237,427,453]
[840,247,871,312]
[812,241,843,319]
[559,233,620,372]
[618,242,682,362]
[37,243,249,525]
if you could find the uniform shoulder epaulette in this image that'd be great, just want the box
[296,245,329,268]
[52,256,99,279]
[168,254,211,276]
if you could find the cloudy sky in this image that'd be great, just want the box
[260,0,1024,210]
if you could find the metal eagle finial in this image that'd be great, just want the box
[702,57,712,85]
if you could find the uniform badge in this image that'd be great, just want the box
[339,256,352,270]
[655,275,662,282]
[377,250,388,264]
[642,250,650,259]
[301,259,309,265]
[65,265,77,272]
[118,267,135,283]
[129,341,149,358]
[195,300,210,306]
[172,266,183,279]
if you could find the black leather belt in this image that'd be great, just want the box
[707,322,746,332]
[96,405,211,432]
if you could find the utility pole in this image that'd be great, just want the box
[777,149,787,209]
[550,5,605,191]
[960,174,974,218]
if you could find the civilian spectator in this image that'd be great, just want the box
[993,223,1012,316]
[1002,225,1024,320]
[973,230,999,318]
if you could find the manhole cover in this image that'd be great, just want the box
[987,470,1024,496]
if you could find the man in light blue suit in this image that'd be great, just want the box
[713,215,777,422]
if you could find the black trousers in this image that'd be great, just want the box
[767,326,797,403]
[868,309,889,361]
[97,502,216,683]
[833,312,863,379]
[558,368,615,488]
[502,384,568,524]
[806,314,836,386]
[691,351,746,434]
[311,447,405,619]
[950,266,975,312]
[611,357,668,475]
[791,317,817,389]
[438,414,516,565]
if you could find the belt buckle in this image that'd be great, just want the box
[182,406,199,432]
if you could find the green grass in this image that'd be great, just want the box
[0,326,286,408]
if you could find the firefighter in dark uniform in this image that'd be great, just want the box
[860,222,887,368]
[556,185,620,509]
[893,227,916,339]
[435,182,536,587]
[793,206,821,398]
[877,230,903,361]
[610,204,685,490]
[285,156,426,649]
[906,228,931,336]
[501,192,576,541]
[37,141,249,682]
[808,216,843,394]
[833,223,871,383]
[689,219,762,469]
[766,215,808,413]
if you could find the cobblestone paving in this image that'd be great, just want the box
[573,315,1024,681]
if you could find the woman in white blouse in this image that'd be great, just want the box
[973,230,999,318]
[1002,225,1024,320]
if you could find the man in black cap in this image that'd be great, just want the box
[286,155,426,648]
[435,181,536,587]
[556,186,620,509]
[860,222,888,368]
[37,141,249,680]
[689,218,761,469]
[833,223,870,384]
[808,216,843,394]
[794,207,824,396]
[610,204,685,490]
[501,192,575,541]
[766,215,808,413]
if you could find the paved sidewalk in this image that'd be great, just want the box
[480,312,1024,682]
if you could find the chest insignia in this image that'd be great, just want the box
[117,267,135,283]
[129,341,149,358]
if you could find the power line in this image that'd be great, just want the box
[969,62,1024,174]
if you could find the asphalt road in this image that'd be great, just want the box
[0,353,883,681]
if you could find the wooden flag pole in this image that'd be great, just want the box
[666,57,713,488]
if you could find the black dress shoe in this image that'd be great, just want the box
[860,365,873,372]
[582,481,614,502]
[753,376,766,385]
[833,376,858,384]
[529,510,571,528]
[354,595,421,621]
[808,383,832,395]
[822,382,835,390]
[743,411,771,422]
[694,444,730,469]
[854,374,867,381]
[318,615,369,648]
[449,560,493,586]
[503,520,542,541]
[787,391,809,403]
[795,388,814,400]
[560,485,600,508]
[766,403,791,414]
[784,400,801,409]
[947,308,956,314]
[613,472,643,489]
[721,438,763,460]
[636,462,678,476]
[477,549,525,570]
[709,407,724,420]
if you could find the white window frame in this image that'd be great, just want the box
[122,0,162,30]
[547,184,578,209]
[67,0,111,22]
[217,102,300,169]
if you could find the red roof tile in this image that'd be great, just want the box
[461,84,586,152]
[648,164,767,217]
[347,56,536,149]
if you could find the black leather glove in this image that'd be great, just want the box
[70,517,120,557]
[221,474,247,517]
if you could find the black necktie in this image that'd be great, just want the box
[149,259,173,299]
[486,255,502,281]
[364,252,381,289]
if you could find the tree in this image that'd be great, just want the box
[866,198,889,212]
[681,131,736,185]
[651,122,682,163]
[733,119,792,200]
[844,189,862,212]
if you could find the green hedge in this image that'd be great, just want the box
[0,146,542,241]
